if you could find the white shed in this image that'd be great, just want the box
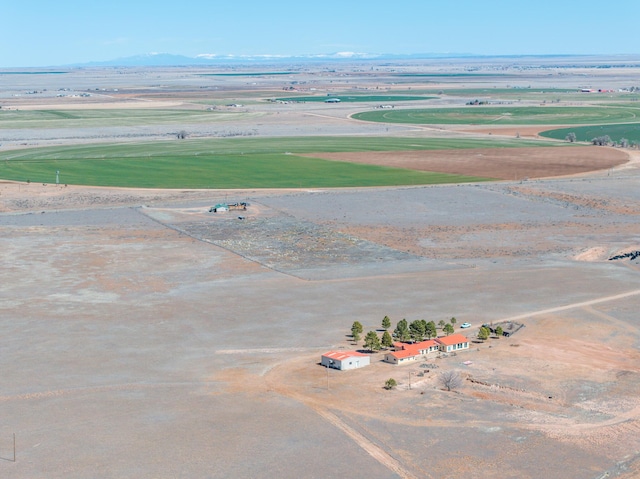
[321,351,369,370]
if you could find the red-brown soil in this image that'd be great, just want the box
[306,146,628,180]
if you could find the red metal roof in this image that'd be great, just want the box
[387,349,418,359]
[395,339,438,352]
[322,350,368,361]
[435,334,469,346]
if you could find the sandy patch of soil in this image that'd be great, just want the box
[305,146,628,180]
[574,246,611,262]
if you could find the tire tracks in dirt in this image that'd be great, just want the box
[270,385,423,479]
[498,288,640,323]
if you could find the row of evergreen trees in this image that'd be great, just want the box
[350,316,458,353]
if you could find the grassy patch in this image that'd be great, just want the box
[0,136,563,187]
[352,106,640,125]
[429,88,576,95]
[0,136,573,188]
[0,152,490,188]
[1,136,558,160]
[540,123,640,143]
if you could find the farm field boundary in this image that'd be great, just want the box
[1,136,506,188]
[352,106,640,125]
[540,123,640,143]
[0,109,254,129]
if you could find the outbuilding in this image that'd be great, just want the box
[210,203,229,213]
[321,351,369,370]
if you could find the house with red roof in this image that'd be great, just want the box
[384,334,469,365]
[384,339,440,365]
[435,333,470,353]
[321,350,370,370]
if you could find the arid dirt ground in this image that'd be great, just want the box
[1,62,640,478]
[306,146,629,180]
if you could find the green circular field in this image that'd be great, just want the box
[0,137,521,188]
[540,123,640,143]
[352,106,640,125]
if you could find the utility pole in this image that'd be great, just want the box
[326,360,334,390]
[327,365,329,390]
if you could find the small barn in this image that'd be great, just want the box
[209,203,229,213]
[321,351,369,370]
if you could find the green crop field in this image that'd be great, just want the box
[0,136,562,188]
[276,95,434,103]
[540,123,640,143]
[352,106,640,125]
[0,109,254,129]
[430,88,576,95]
[376,88,635,102]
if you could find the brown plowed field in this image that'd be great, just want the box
[307,146,628,179]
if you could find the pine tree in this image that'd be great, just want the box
[351,321,363,341]
[393,319,410,342]
[381,330,393,349]
[409,320,426,342]
[426,321,437,339]
[364,331,381,352]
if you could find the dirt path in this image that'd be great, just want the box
[311,406,424,479]
[498,288,640,322]
[265,380,424,479]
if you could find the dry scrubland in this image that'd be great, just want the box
[1,58,640,478]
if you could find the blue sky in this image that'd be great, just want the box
[2,0,638,67]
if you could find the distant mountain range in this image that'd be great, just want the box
[66,52,640,68]
[73,52,484,67]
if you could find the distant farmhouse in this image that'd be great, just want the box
[210,203,229,213]
[384,334,470,365]
[321,351,370,370]
[209,202,248,213]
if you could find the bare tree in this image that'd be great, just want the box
[439,370,463,391]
